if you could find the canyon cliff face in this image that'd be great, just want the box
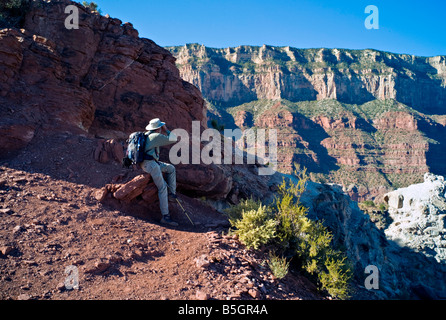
[168,44,446,200]
[169,44,446,113]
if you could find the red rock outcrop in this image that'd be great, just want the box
[233,110,253,129]
[374,112,418,131]
[255,102,294,128]
[94,173,159,207]
[0,0,205,147]
[314,115,357,129]
[94,139,124,164]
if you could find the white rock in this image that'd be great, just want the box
[383,173,446,263]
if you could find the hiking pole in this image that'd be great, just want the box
[175,197,195,227]
[167,184,195,226]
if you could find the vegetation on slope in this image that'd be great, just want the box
[225,167,353,299]
[226,98,438,190]
[227,98,424,122]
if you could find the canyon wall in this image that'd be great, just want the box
[168,44,446,200]
[169,44,446,113]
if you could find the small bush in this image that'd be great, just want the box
[318,254,352,300]
[82,1,101,14]
[361,200,375,207]
[210,119,225,132]
[273,168,352,298]
[267,252,290,279]
[232,205,276,250]
[378,203,387,212]
[224,197,264,225]
[297,221,333,274]
[274,165,312,254]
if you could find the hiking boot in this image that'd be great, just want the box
[160,215,179,227]
[168,193,178,203]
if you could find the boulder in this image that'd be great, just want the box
[195,291,210,300]
[141,183,158,203]
[93,187,109,203]
[383,173,446,263]
[113,174,152,202]
[0,245,14,256]
[94,139,124,164]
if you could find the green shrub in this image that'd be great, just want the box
[274,166,311,252]
[227,165,353,299]
[232,205,276,250]
[224,197,264,225]
[274,186,312,254]
[210,119,225,132]
[378,203,387,212]
[318,254,352,300]
[361,200,376,207]
[267,252,290,279]
[272,169,352,298]
[297,221,333,274]
[82,1,101,13]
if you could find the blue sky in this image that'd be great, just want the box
[87,0,445,57]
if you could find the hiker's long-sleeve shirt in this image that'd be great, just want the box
[144,129,177,161]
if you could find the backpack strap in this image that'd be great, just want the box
[143,131,159,161]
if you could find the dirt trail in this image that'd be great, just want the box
[0,131,322,300]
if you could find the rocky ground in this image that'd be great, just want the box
[0,131,323,300]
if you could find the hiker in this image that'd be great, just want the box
[140,118,179,226]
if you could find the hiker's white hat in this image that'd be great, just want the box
[146,118,166,131]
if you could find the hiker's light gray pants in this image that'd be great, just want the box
[140,160,176,216]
